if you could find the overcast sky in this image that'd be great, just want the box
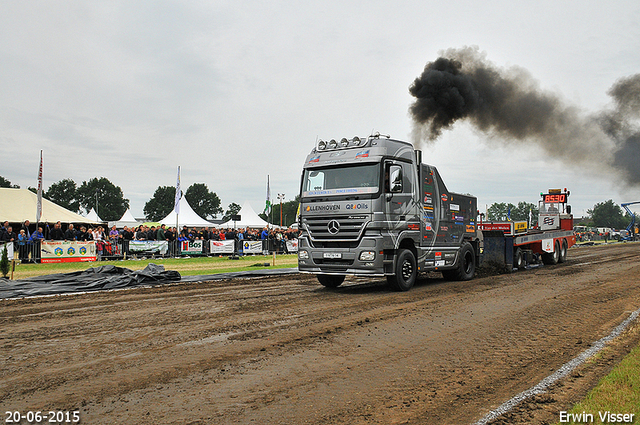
[2,1,639,220]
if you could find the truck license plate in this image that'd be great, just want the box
[323,252,342,259]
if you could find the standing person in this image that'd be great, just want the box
[28,226,45,263]
[64,223,77,241]
[165,226,175,256]
[50,222,64,240]
[202,226,210,254]
[20,220,31,240]
[236,228,245,256]
[17,229,29,262]
[156,224,166,242]
[0,221,8,239]
[109,225,120,242]
[93,226,104,259]
[122,226,134,241]
[1,226,16,243]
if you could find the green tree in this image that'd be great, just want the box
[44,179,79,212]
[487,201,538,222]
[487,202,512,221]
[144,186,176,222]
[185,183,222,220]
[261,196,299,227]
[511,202,538,221]
[222,203,242,222]
[0,176,19,188]
[587,200,627,229]
[77,177,129,222]
[1,243,9,278]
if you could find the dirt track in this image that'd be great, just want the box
[1,243,640,424]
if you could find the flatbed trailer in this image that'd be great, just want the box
[479,189,576,270]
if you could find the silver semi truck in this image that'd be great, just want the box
[297,133,482,291]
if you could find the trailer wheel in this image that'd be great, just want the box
[514,247,525,269]
[442,242,476,281]
[387,249,417,291]
[542,241,560,265]
[558,239,568,263]
[317,274,345,288]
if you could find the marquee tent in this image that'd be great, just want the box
[218,201,273,229]
[159,195,212,228]
[85,208,103,223]
[109,209,140,228]
[0,188,98,224]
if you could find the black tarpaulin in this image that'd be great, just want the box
[0,264,181,299]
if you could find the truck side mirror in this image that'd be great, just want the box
[389,165,403,193]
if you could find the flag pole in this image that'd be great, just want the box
[36,150,43,230]
[175,166,181,255]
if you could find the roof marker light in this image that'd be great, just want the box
[328,139,338,149]
[317,140,327,150]
[340,138,349,147]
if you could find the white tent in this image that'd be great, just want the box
[0,188,98,224]
[159,195,213,228]
[219,201,272,229]
[85,208,103,223]
[109,209,140,228]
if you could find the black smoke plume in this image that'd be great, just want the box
[409,46,640,186]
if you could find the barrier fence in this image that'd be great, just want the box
[2,238,298,263]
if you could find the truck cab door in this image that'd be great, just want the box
[385,162,413,220]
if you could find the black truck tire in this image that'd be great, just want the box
[558,239,568,263]
[317,274,345,288]
[542,241,560,265]
[387,248,417,291]
[442,242,476,281]
[514,247,525,269]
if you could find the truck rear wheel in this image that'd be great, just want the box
[317,274,345,288]
[558,239,568,263]
[514,247,525,269]
[542,241,560,265]
[442,242,476,281]
[387,249,417,291]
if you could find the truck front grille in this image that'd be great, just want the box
[303,215,368,242]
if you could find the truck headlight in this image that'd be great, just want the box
[299,250,309,259]
[359,251,375,261]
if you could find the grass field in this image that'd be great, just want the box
[556,344,640,424]
[6,254,299,280]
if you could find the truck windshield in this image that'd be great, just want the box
[302,164,380,197]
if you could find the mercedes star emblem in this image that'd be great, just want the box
[327,220,340,234]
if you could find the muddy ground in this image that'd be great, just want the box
[1,243,639,424]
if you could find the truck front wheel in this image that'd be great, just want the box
[387,249,417,291]
[317,274,345,288]
[442,242,476,281]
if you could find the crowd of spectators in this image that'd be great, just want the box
[1,219,301,262]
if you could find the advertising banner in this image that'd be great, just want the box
[209,240,235,254]
[285,239,299,253]
[41,241,96,263]
[241,240,262,254]
[128,241,168,255]
[181,240,204,255]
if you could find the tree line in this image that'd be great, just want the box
[1,175,299,226]
[485,199,633,229]
[3,174,632,228]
